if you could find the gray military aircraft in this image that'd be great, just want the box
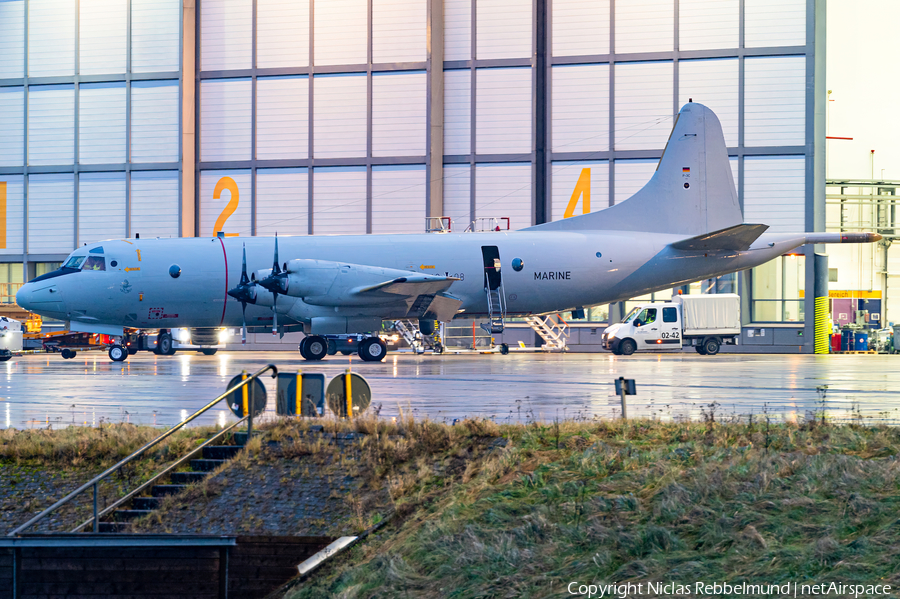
[15,103,879,362]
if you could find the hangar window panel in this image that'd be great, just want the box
[475,163,532,230]
[131,80,180,163]
[132,0,181,73]
[0,88,24,167]
[476,0,531,60]
[373,0,426,63]
[0,176,25,255]
[442,164,471,231]
[27,173,74,253]
[372,72,427,157]
[678,59,738,147]
[200,170,252,238]
[476,68,532,155]
[257,76,309,160]
[614,61,674,151]
[79,0,127,75]
[256,168,309,236]
[200,0,252,71]
[678,0,738,51]
[313,167,367,235]
[78,172,126,246]
[313,74,367,159]
[443,0,471,61]
[744,56,806,147]
[79,83,126,165]
[0,0,25,78]
[201,78,252,162]
[443,70,471,156]
[614,159,657,205]
[130,171,179,239]
[372,165,426,234]
[551,0,609,57]
[28,0,76,77]
[745,0,806,48]
[615,0,674,54]
[551,64,609,153]
[550,161,609,222]
[28,85,74,166]
[314,0,367,67]
[257,0,309,68]
[743,156,805,233]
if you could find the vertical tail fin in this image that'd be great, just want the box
[528,102,743,235]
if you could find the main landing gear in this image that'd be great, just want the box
[298,335,387,362]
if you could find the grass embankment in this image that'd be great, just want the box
[284,418,900,598]
[0,424,218,533]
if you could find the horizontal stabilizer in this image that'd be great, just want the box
[669,223,769,251]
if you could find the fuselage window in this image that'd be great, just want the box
[64,256,86,269]
[82,256,106,271]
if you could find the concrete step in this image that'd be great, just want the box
[151,484,187,497]
[171,471,208,484]
[132,496,161,510]
[111,509,154,522]
[98,521,131,533]
[202,445,243,460]
[190,458,226,472]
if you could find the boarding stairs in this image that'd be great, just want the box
[392,319,435,354]
[482,285,506,334]
[525,313,570,352]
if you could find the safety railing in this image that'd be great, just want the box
[8,364,278,537]
[0,282,23,305]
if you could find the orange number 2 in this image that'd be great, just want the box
[212,177,240,237]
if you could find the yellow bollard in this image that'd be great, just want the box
[295,370,303,417]
[345,368,353,418]
[241,370,249,416]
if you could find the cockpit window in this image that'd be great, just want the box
[82,256,106,271]
[64,256,86,269]
[89,246,104,254]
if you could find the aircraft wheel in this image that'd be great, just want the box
[327,339,338,355]
[619,339,637,356]
[359,337,387,362]
[303,336,328,361]
[109,345,128,362]
[340,350,353,356]
[702,337,720,356]
[200,348,218,356]
[298,337,309,357]
[499,343,510,355]
[157,333,174,356]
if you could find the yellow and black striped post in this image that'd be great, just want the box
[344,368,353,418]
[295,370,303,416]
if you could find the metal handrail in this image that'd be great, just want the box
[8,363,278,536]
[69,415,248,533]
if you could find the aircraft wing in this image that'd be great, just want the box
[351,275,462,321]
[669,223,769,251]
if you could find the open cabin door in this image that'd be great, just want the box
[480,246,505,333]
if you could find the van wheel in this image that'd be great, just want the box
[695,345,707,355]
[702,338,720,356]
[619,339,637,356]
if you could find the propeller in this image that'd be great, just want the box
[257,235,289,335]
[226,244,257,344]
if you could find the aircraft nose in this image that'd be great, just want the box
[15,283,34,311]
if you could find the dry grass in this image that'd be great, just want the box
[282,418,900,599]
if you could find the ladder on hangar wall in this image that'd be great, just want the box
[525,314,570,352]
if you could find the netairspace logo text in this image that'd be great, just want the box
[567,581,892,598]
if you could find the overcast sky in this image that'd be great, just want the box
[826,1,900,180]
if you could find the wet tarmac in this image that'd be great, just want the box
[3,350,900,429]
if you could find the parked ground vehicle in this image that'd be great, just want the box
[0,317,23,361]
[602,294,740,356]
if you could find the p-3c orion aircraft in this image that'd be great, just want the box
[16,102,879,362]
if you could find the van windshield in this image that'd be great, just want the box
[622,307,641,323]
